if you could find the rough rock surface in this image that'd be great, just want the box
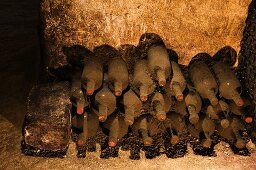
[22,82,71,157]
[41,0,251,68]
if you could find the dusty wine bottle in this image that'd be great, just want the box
[108,57,129,96]
[81,58,103,95]
[229,97,254,124]
[185,89,202,124]
[169,61,187,101]
[132,116,153,146]
[212,61,244,106]
[71,72,88,115]
[75,111,99,146]
[94,83,116,122]
[147,45,171,86]
[164,112,187,145]
[152,92,167,121]
[230,118,246,149]
[132,59,155,101]
[189,60,218,106]
[206,100,230,128]
[201,117,215,148]
[102,114,128,147]
[123,89,143,125]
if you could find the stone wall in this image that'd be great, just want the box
[41,0,251,68]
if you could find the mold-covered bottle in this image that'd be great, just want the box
[73,111,99,147]
[147,45,171,86]
[169,61,187,101]
[151,92,167,121]
[164,112,187,145]
[189,60,218,106]
[185,89,202,124]
[123,89,143,125]
[103,114,129,147]
[81,58,103,95]
[132,59,155,101]
[132,115,153,146]
[206,100,230,128]
[201,117,216,148]
[108,57,129,96]
[212,61,244,106]
[70,72,88,115]
[188,115,215,148]
[93,83,116,122]
[228,97,254,124]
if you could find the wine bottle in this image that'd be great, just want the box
[229,97,254,124]
[103,114,129,147]
[201,117,215,148]
[184,89,202,124]
[147,45,171,86]
[75,111,99,147]
[189,60,218,106]
[71,72,88,115]
[169,61,187,101]
[132,59,155,101]
[164,112,187,145]
[152,92,167,121]
[206,100,230,128]
[230,118,246,149]
[94,84,116,122]
[132,116,153,146]
[81,58,103,95]
[212,61,244,106]
[123,89,143,125]
[108,57,129,96]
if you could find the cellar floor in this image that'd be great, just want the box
[1,104,256,170]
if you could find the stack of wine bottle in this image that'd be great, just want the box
[69,34,255,159]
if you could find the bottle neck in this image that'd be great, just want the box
[98,105,108,122]
[140,84,149,102]
[86,80,95,95]
[124,107,135,125]
[206,89,218,106]
[172,82,184,101]
[156,69,166,86]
